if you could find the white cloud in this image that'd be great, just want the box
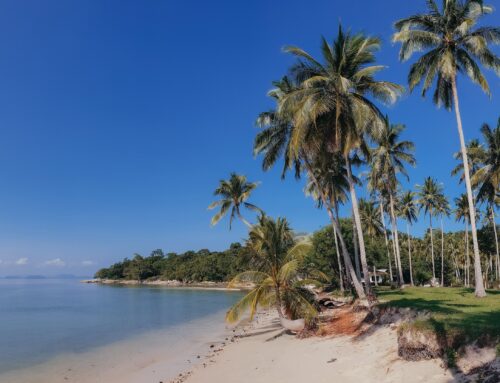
[81,260,94,266]
[16,257,28,265]
[44,258,65,267]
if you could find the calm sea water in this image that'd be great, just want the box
[0,279,242,374]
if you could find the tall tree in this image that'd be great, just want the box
[254,78,367,300]
[472,118,500,281]
[370,118,416,286]
[436,195,451,286]
[281,25,403,297]
[417,177,445,284]
[304,152,350,292]
[455,193,472,286]
[393,0,500,297]
[398,190,418,286]
[208,173,261,229]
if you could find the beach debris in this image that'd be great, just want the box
[327,358,337,363]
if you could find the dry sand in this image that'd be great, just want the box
[180,311,457,383]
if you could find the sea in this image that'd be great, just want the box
[0,278,243,382]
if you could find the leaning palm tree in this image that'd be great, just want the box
[370,117,416,286]
[393,0,499,297]
[436,195,451,286]
[472,118,500,280]
[226,215,324,325]
[304,152,350,292]
[208,173,261,229]
[254,78,367,301]
[398,190,418,286]
[281,25,403,297]
[417,177,445,284]
[455,194,472,286]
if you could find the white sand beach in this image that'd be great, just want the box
[179,311,456,383]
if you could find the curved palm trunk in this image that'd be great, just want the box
[440,216,445,287]
[352,211,361,279]
[346,157,373,298]
[451,78,486,297]
[379,199,394,283]
[389,193,404,286]
[407,223,414,286]
[333,203,345,292]
[303,159,365,300]
[429,214,436,282]
[490,206,499,282]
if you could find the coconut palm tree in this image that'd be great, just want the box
[393,0,499,297]
[472,118,500,280]
[254,79,367,300]
[359,198,383,237]
[208,173,261,229]
[417,177,445,284]
[226,215,324,324]
[304,152,350,292]
[367,170,395,283]
[455,193,472,286]
[398,190,418,286]
[281,25,403,297]
[370,118,416,286]
[436,195,451,286]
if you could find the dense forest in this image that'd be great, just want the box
[95,219,498,289]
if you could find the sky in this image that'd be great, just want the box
[0,0,499,276]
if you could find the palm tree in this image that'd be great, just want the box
[436,195,451,286]
[417,177,445,284]
[281,25,403,297]
[370,118,416,286]
[226,215,323,324]
[254,78,367,301]
[304,153,351,292]
[472,118,500,281]
[398,190,418,286]
[208,173,261,229]
[393,0,499,297]
[367,170,395,283]
[455,194,472,286]
[359,198,383,237]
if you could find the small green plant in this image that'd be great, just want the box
[445,348,457,368]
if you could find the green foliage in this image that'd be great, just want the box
[94,243,251,282]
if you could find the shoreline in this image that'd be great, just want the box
[81,278,248,291]
[0,309,236,383]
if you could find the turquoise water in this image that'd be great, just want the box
[0,279,241,373]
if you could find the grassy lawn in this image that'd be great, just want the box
[377,287,500,345]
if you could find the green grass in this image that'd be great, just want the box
[377,287,500,346]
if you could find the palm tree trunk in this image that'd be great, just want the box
[389,193,404,286]
[346,156,373,298]
[303,159,366,300]
[274,284,284,318]
[451,78,486,298]
[379,199,394,283]
[441,216,445,287]
[332,203,344,292]
[407,223,414,286]
[490,206,499,282]
[352,210,361,279]
[465,220,470,287]
[430,214,435,282]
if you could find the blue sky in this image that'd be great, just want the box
[0,0,498,275]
